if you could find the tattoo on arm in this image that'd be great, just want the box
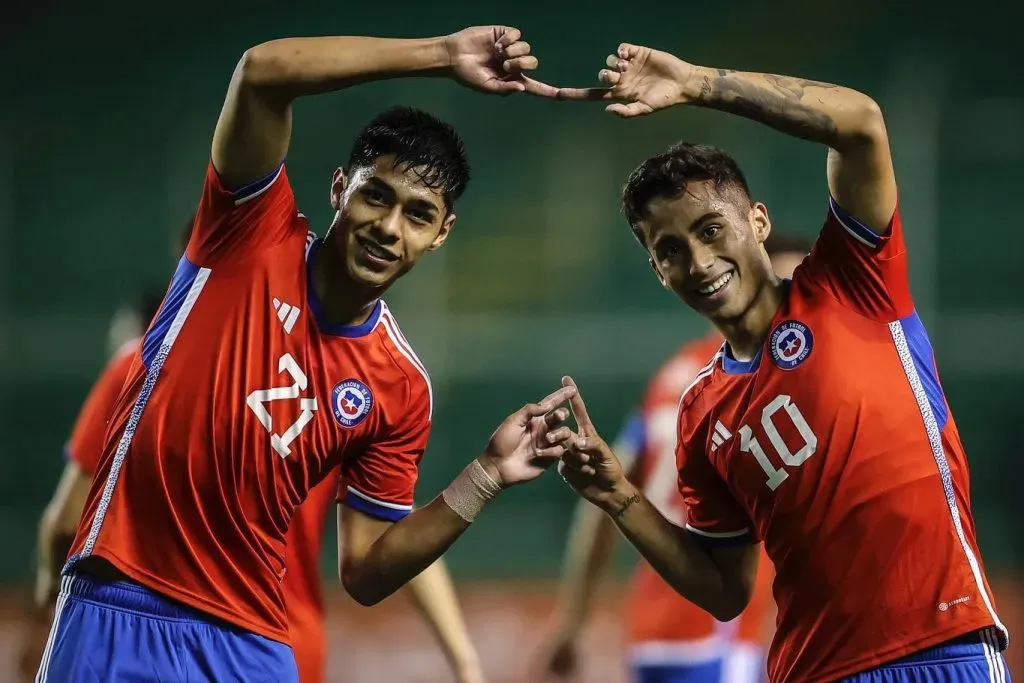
[696,69,840,143]
[613,492,642,518]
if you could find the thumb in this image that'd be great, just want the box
[606,101,651,117]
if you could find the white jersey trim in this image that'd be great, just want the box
[345,485,414,512]
[78,266,211,559]
[233,164,283,206]
[676,350,723,415]
[379,302,433,421]
[685,524,750,538]
[888,320,1008,647]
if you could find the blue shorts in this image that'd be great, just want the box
[634,659,726,683]
[841,630,1011,683]
[36,574,298,683]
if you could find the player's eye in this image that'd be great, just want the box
[655,241,681,262]
[700,224,722,242]
[406,209,433,225]
[362,188,387,205]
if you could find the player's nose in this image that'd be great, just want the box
[686,243,716,278]
[372,208,403,241]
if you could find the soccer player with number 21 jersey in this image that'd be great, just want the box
[36,25,573,683]
[554,42,1011,683]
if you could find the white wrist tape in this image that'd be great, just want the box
[442,459,502,523]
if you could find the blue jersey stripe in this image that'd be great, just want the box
[829,196,883,247]
[143,257,201,369]
[342,491,412,523]
[898,312,948,431]
[231,163,283,204]
[65,261,211,574]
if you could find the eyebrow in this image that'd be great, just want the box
[687,211,725,232]
[366,176,440,215]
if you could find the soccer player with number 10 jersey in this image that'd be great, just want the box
[554,42,1011,683]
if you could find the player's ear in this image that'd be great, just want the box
[330,167,349,211]
[751,202,771,245]
[648,256,670,289]
[428,213,456,251]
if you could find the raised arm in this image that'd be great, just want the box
[213,26,555,190]
[557,45,897,233]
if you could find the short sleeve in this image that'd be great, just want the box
[185,161,303,266]
[338,391,430,523]
[66,345,138,476]
[676,412,756,547]
[799,196,913,322]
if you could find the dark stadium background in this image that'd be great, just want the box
[2,0,1020,679]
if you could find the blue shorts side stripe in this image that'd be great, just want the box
[842,630,1011,683]
[35,575,297,683]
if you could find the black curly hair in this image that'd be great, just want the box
[347,106,471,213]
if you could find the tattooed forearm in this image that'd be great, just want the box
[692,68,869,145]
[613,492,642,518]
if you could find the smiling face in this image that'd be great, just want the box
[633,179,775,321]
[327,155,455,289]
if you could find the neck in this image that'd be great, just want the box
[712,277,785,361]
[312,239,383,328]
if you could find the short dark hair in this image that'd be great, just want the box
[764,231,814,257]
[347,106,471,212]
[622,142,751,231]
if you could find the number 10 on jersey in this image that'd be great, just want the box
[738,394,817,491]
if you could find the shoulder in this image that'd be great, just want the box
[373,302,433,422]
[646,333,724,405]
[676,347,724,417]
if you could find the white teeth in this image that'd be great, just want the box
[363,241,392,260]
[697,272,732,295]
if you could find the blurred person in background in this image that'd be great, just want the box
[22,219,486,683]
[537,234,809,683]
[553,42,1010,683]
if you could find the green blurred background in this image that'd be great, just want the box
[1,0,1021,589]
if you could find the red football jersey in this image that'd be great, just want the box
[621,333,774,664]
[66,337,339,682]
[676,198,1007,683]
[283,470,338,683]
[65,162,433,644]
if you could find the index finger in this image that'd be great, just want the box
[524,384,578,419]
[555,86,613,102]
[561,376,596,437]
[521,76,562,99]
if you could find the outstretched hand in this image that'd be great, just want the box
[478,384,578,487]
[444,26,560,98]
[553,43,698,117]
[556,377,629,508]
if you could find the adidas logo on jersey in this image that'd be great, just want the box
[710,420,733,452]
[273,298,301,334]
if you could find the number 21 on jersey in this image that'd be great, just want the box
[737,394,817,491]
[246,352,318,458]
